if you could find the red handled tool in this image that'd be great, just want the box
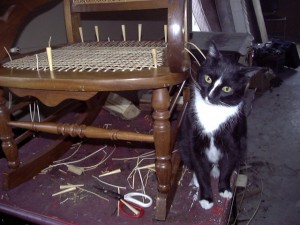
[94,186,152,218]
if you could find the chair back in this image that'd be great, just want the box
[63,0,190,72]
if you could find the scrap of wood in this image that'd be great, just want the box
[52,187,76,196]
[120,199,140,215]
[135,163,155,171]
[67,165,84,175]
[58,169,67,175]
[60,184,84,189]
[99,169,121,177]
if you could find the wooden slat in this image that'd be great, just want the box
[8,121,154,143]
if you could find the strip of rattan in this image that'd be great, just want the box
[3,41,166,72]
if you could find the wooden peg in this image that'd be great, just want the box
[164,25,168,43]
[121,24,126,41]
[99,169,121,177]
[138,24,142,41]
[79,27,84,42]
[60,184,84,189]
[95,25,100,42]
[46,37,53,71]
[120,199,140,215]
[52,187,76,196]
[35,54,39,71]
[67,165,84,175]
[136,163,155,170]
[151,49,158,68]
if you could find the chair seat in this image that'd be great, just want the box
[0,41,187,92]
[3,41,167,72]
[0,64,187,107]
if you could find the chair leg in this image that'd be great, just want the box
[0,88,19,169]
[152,84,190,220]
[152,88,172,220]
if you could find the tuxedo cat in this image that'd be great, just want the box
[178,42,265,210]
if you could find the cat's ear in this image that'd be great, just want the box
[207,41,222,59]
[239,66,269,80]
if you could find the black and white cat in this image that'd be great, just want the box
[178,42,265,210]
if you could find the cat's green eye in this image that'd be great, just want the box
[222,86,232,93]
[204,75,212,84]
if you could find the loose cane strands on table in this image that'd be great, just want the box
[3,41,166,73]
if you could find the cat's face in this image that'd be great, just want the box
[195,43,264,107]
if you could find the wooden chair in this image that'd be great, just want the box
[0,0,190,220]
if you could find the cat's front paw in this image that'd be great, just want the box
[199,199,214,210]
[219,190,233,199]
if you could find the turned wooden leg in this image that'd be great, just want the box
[152,88,171,220]
[0,88,19,169]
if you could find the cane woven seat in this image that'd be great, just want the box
[3,41,166,72]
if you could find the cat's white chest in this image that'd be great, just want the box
[193,91,241,134]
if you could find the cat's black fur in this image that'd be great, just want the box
[178,42,265,209]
